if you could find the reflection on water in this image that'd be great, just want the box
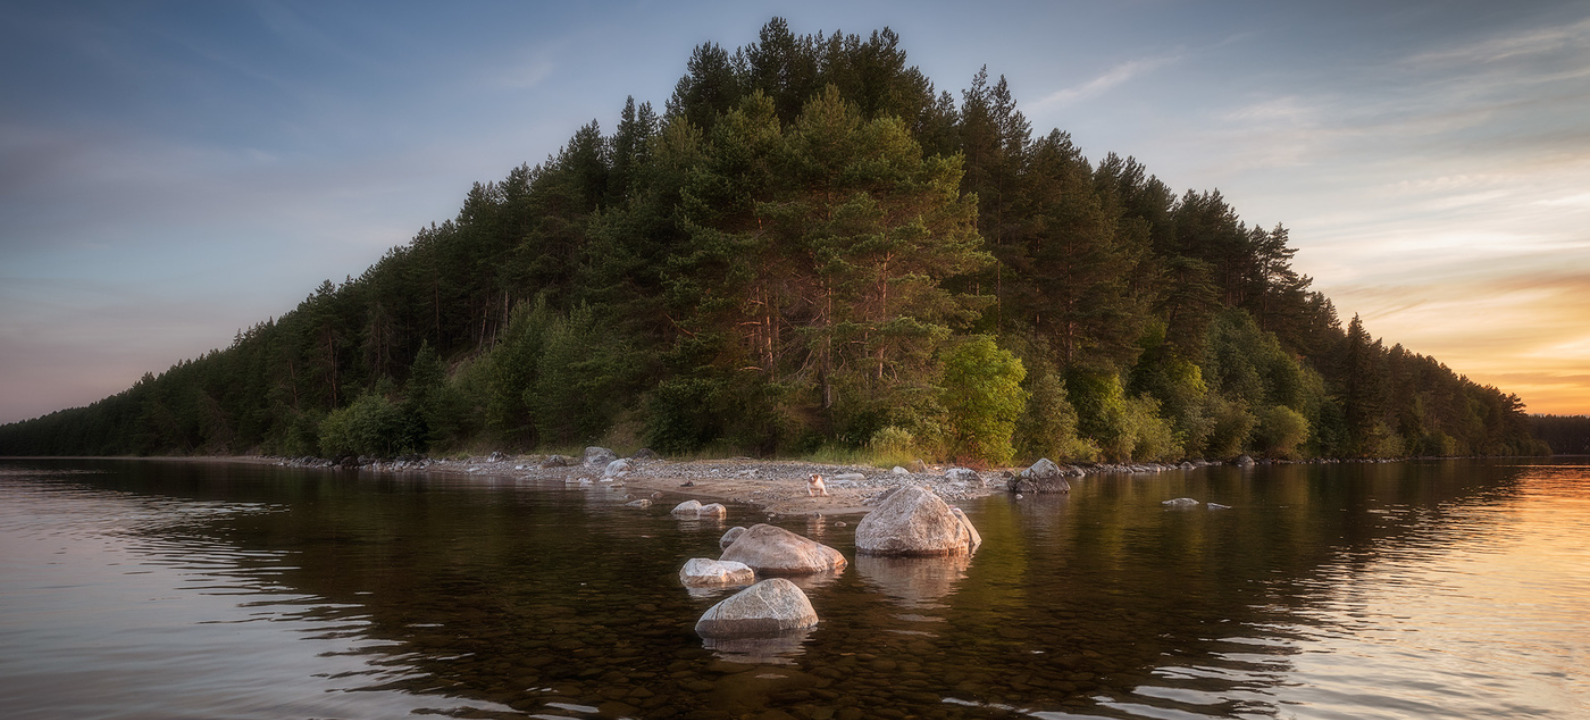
[856,553,970,608]
[0,458,1587,719]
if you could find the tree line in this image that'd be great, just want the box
[0,19,1547,463]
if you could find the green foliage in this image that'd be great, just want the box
[1203,395,1256,459]
[1015,370,1096,463]
[644,378,725,455]
[1253,404,1310,459]
[867,425,920,467]
[1125,395,1181,462]
[939,336,1027,464]
[318,392,408,457]
[0,18,1541,465]
[1066,369,1136,461]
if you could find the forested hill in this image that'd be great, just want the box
[0,19,1544,463]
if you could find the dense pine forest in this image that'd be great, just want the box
[0,20,1546,463]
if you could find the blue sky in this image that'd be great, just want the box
[3,0,1588,424]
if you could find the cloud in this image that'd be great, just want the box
[1403,16,1590,68]
[1035,53,1181,106]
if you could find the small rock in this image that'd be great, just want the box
[1207,502,1231,510]
[625,498,652,509]
[672,499,704,517]
[1162,497,1200,507]
[720,526,747,550]
[1021,458,1063,479]
[679,558,756,588]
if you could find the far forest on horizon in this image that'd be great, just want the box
[0,19,1551,464]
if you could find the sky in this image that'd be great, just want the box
[2,0,1588,425]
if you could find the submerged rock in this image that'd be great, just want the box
[695,578,818,638]
[855,485,980,556]
[1162,497,1200,507]
[720,524,846,575]
[679,558,756,588]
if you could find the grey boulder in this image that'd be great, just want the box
[854,485,981,556]
[694,578,818,638]
[720,523,847,575]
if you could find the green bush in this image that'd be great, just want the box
[1125,395,1181,462]
[1253,403,1310,459]
[1016,371,1096,463]
[939,336,1027,465]
[318,392,408,457]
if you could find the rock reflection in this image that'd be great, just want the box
[701,628,813,665]
[779,567,844,592]
[855,553,970,608]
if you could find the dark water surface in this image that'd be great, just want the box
[1,458,1586,719]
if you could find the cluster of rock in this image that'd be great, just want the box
[670,499,728,520]
[680,485,979,645]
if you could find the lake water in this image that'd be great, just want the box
[1,458,1586,720]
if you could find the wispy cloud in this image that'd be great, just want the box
[1403,16,1590,68]
[1035,53,1181,106]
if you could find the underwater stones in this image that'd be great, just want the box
[854,485,980,556]
[1162,497,1199,507]
[694,578,818,638]
[720,524,846,575]
[679,558,756,588]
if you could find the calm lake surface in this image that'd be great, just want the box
[1,458,1586,720]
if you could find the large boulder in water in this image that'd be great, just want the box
[854,485,981,556]
[720,524,847,575]
[695,578,818,638]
